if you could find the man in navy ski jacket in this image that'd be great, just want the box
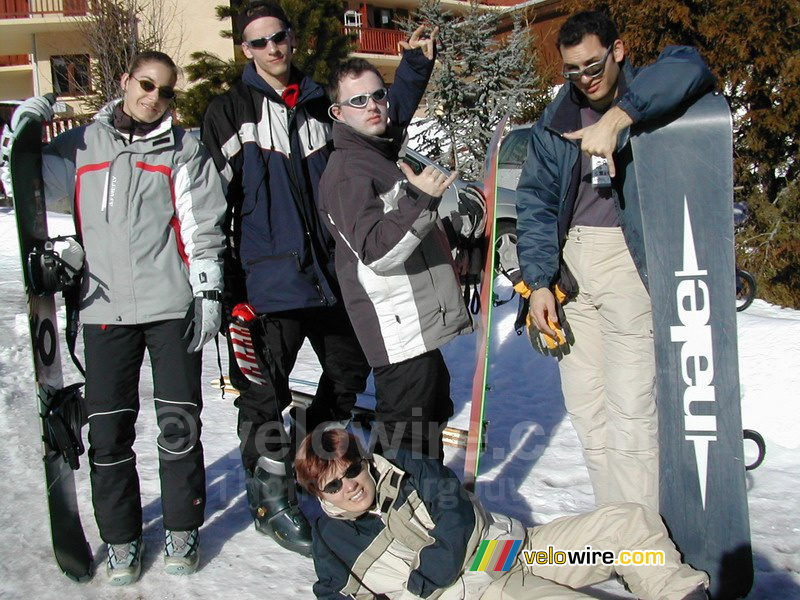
[515,10,715,510]
[202,1,435,554]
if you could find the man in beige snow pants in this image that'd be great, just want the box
[514,9,715,509]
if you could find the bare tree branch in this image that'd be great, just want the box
[74,0,184,112]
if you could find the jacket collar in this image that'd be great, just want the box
[94,99,174,142]
[331,120,404,161]
[242,62,325,107]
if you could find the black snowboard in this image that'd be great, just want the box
[632,91,752,599]
[9,111,93,581]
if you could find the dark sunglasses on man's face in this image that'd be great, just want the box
[246,29,291,49]
[131,75,176,100]
[338,88,388,109]
[562,46,614,82]
[321,460,365,494]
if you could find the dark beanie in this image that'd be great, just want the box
[237,1,292,39]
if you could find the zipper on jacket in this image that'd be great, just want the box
[418,244,448,327]
[245,251,301,271]
[314,281,325,304]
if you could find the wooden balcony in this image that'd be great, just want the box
[0,54,30,66]
[345,26,406,56]
[0,0,88,19]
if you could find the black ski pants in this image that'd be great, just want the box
[372,349,454,461]
[84,321,205,544]
[230,305,370,472]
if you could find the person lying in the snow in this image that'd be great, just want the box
[294,428,709,599]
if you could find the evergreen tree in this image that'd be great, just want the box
[176,2,241,126]
[400,1,545,181]
[177,49,243,126]
[281,0,355,86]
[177,0,354,127]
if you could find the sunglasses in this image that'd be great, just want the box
[245,29,291,49]
[338,88,388,109]
[562,46,614,82]
[131,75,175,100]
[321,460,365,494]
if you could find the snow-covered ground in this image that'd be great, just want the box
[0,208,797,599]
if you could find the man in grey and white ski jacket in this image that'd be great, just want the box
[319,57,471,459]
[319,121,471,368]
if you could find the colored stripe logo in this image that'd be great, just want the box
[469,539,523,572]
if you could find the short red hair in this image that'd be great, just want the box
[295,428,366,497]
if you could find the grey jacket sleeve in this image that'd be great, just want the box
[173,136,227,274]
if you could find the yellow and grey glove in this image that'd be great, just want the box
[515,284,573,358]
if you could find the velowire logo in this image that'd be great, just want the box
[469,539,523,572]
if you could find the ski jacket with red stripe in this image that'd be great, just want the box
[41,100,226,325]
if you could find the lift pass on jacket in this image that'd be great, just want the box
[591,155,611,187]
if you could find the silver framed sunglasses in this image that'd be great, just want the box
[562,46,614,81]
[337,88,388,109]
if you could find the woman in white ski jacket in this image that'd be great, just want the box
[13,51,226,585]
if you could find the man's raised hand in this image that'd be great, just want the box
[562,105,633,177]
[399,162,457,198]
[398,25,439,61]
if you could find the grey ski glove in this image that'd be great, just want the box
[184,259,223,353]
[452,185,487,240]
[11,95,56,131]
[1,94,56,198]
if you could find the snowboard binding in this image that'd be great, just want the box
[43,383,86,470]
[26,236,84,296]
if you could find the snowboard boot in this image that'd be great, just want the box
[164,528,199,575]
[106,536,143,586]
[246,455,312,557]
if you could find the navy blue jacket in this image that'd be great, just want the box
[311,450,486,599]
[515,46,716,293]
[202,49,434,313]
